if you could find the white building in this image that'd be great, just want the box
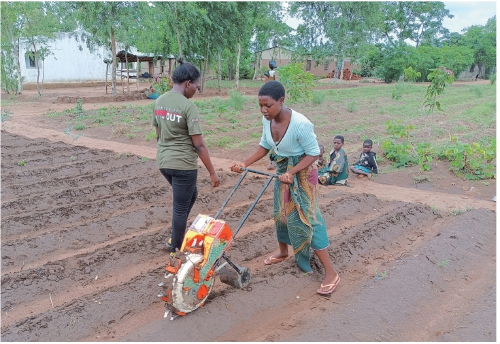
[19,30,163,84]
[19,31,114,83]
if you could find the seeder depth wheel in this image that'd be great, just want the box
[171,254,215,314]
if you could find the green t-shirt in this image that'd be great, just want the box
[152,91,202,170]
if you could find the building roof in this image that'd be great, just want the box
[114,50,175,63]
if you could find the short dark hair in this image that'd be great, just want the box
[363,139,373,146]
[334,135,344,143]
[171,57,200,84]
[258,80,285,101]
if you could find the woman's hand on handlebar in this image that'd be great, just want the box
[210,173,221,187]
[278,172,293,184]
[230,162,245,173]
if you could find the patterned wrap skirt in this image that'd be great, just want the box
[273,154,330,272]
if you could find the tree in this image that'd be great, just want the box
[461,16,497,77]
[22,5,59,95]
[1,2,23,93]
[1,2,68,94]
[74,2,135,96]
[380,2,453,48]
[289,2,382,83]
[249,3,290,80]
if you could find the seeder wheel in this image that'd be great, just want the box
[219,265,251,289]
[170,254,215,314]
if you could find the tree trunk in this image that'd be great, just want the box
[217,51,222,93]
[42,56,45,94]
[339,58,345,84]
[173,4,183,58]
[201,42,209,93]
[110,26,117,96]
[228,56,233,81]
[252,51,262,81]
[235,42,241,90]
[16,38,22,94]
[33,43,41,96]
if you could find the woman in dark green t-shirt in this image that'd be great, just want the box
[152,58,220,255]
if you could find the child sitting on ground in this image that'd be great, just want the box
[318,135,349,186]
[350,139,379,179]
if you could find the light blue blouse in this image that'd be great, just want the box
[259,109,320,157]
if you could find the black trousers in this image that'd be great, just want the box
[159,168,198,252]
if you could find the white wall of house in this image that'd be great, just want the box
[20,31,114,84]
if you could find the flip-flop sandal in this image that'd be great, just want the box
[264,255,288,265]
[317,276,340,295]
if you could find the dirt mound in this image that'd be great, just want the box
[1,131,495,341]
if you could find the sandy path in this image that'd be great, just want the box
[5,121,495,213]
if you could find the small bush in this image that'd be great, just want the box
[75,98,84,114]
[489,73,496,84]
[278,62,316,103]
[145,129,156,142]
[73,123,86,130]
[312,91,326,105]
[228,90,245,110]
[346,100,358,112]
[468,86,483,97]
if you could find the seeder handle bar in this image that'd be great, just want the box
[214,167,278,220]
[213,167,277,237]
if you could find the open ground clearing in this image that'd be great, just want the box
[1,79,495,341]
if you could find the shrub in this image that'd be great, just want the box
[441,136,496,180]
[228,90,245,110]
[73,123,86,130]
[278,62,316,104]
[312,91,326,105]
[346,100,358,112]
[403,66,421,82]
[490,73,496,84]
[145,129,156,141]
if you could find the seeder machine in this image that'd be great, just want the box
[157,168,276,320]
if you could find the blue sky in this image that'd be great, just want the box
[442,1,496,33]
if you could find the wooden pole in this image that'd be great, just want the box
[126,52,130,94]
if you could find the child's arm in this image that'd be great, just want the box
[368,153,379,174]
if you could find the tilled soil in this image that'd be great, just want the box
[1,130,495,342]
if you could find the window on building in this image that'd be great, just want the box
[306,60,311,71]
[25,52,37,68]
[324,62,330,71]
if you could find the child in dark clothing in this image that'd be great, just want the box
[350,139,378,179]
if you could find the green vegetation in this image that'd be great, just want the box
[438,260,450,267]
[145,129,156,142]
[278,62,316,104]
[41,79,495,181]
[17,160,26,166]
[1,109,12,130]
